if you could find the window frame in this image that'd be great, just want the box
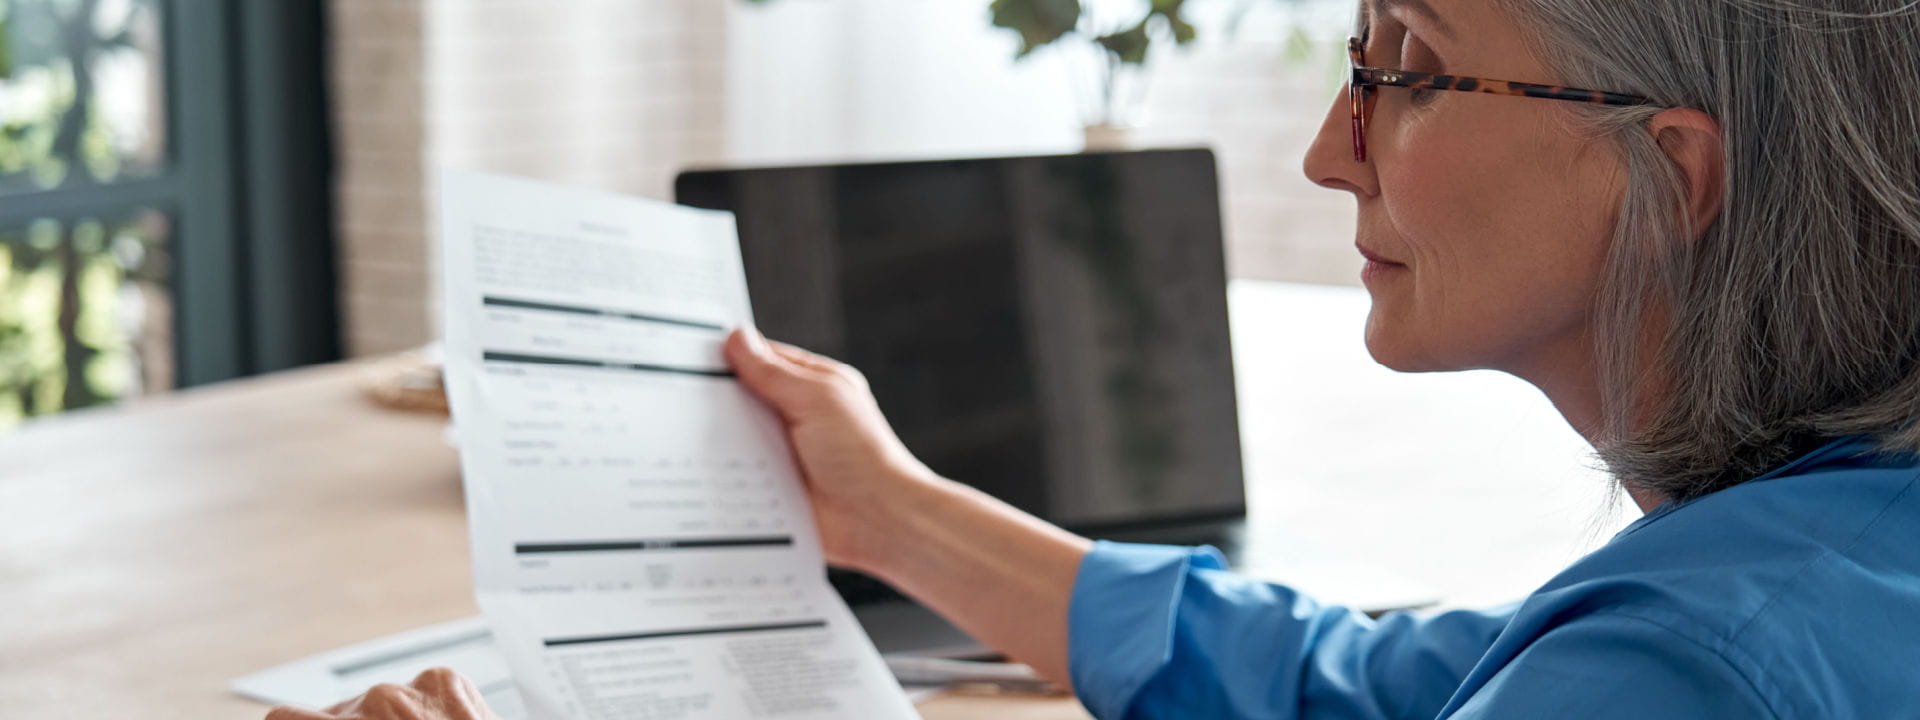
[0,0,338,389]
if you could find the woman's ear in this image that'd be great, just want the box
[1647,108,1725,238]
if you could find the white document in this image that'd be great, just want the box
[437,170,919,720]
[227,615,948,715]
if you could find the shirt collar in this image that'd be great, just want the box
[1610,434,1878,541]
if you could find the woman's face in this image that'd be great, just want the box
[1303,0,1625,381]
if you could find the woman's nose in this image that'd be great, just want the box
[1303,83,1377,198]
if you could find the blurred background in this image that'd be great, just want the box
[0,0,1362,430]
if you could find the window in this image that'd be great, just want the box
[0,0,336,428]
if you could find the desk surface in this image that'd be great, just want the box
[0,360,1087,719]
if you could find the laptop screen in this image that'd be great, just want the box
[675,149,1245,532]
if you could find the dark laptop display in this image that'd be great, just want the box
[675,149,1246,536]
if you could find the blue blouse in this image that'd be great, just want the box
[1068,436,1920,719]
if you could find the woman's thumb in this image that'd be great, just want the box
[723,327,815,418]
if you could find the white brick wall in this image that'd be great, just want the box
[330,0,429,356]
[327,0,1358,356]
[329,0,728,355]
[1136,5,1363,285]
[725,0,1365,283]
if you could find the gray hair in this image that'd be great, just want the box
[1494,0,1920,501]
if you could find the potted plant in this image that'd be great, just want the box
[989,0,1198,149]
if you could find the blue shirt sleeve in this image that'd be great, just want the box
[1069,541,1517,720]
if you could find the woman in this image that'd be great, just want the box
[281,0,1920,717]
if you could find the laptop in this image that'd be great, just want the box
[676,149,1437,656]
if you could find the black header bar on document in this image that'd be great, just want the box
[482,295,724,331]
[544,620,828,648]
[515,536,794,554]
[482,350,735,378]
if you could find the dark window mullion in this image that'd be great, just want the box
[236,0,339,372]
[166,0,250,386]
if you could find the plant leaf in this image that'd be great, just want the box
[1162,11,1197,44]
[1096,20,1151,64]
[1283,25,1315,65]
[990,0,1083,58]
[0,14,11,80]
[1148,0,1196,46]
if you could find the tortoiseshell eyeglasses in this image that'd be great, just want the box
[1346,36,1658,162]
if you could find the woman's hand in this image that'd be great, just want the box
[724,328,1090,685]
[722,328,945,574]
[265,668,499,720]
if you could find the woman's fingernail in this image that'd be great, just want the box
[743,326,770,355]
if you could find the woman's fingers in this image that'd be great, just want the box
[264,668,497,720]
[767,339,841,373]
[323,682,414,717]
[724,328,832,418]
[410,668,498,720]
[264,707,332,720]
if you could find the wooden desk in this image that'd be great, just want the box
[0,361,1088,720]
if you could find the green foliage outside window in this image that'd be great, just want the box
[0,0,171,430]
